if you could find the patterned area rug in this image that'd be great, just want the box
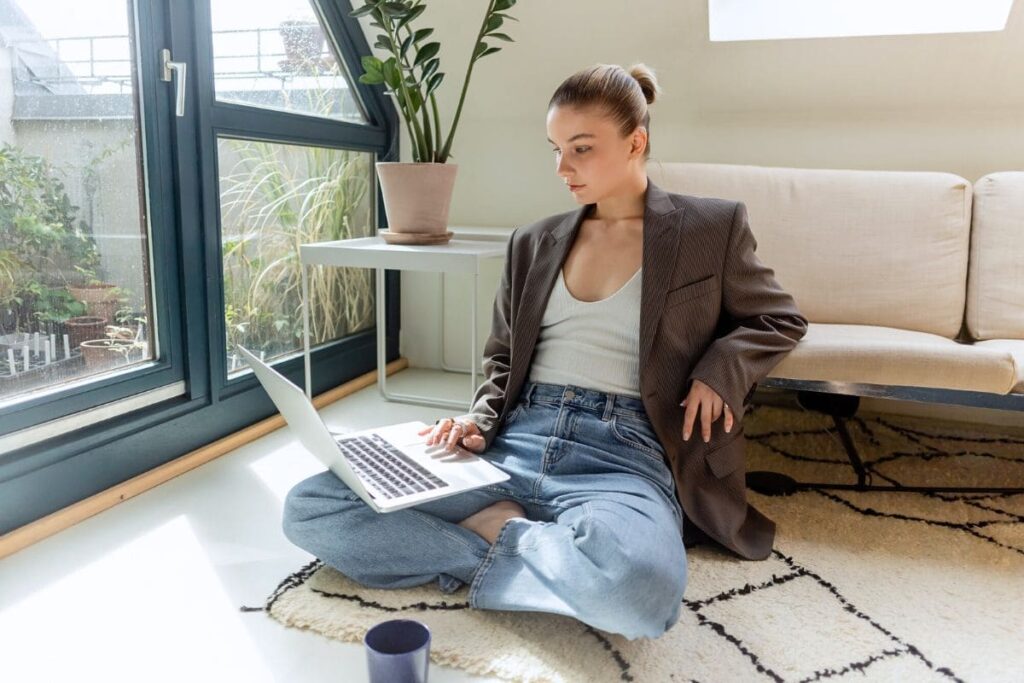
[242,404,1024,682]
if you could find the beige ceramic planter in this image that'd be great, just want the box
[375,162,458,234]
[65,315,107,349]
[68,283,121,323]
[80,338,136,369]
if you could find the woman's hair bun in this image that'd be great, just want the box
[628,63,661,105]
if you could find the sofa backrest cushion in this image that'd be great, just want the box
[648,162,972,339]
[967,172,1024,341]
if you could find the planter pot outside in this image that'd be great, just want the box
[68,283,121,323]
[65,316,107,349]
[375,162,458,235]
[79,338,138,369]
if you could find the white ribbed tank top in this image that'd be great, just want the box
[526,265,643,397]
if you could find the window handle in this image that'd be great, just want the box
[159,48,187,117]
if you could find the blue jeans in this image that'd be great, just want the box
[281,381,688,640]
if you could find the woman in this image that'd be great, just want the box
[282,63,808,641]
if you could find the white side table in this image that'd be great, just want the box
[299,235,508,410]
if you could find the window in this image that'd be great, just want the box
[708,0,1015,42]
[218,137,375,374]
[1,0,156,406]
[0,0,397,537]
[210,1,367,123]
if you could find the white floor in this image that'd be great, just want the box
[0,368,501,683]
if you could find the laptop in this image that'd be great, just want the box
[235,345,511,513]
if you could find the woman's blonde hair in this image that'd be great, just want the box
[548,63,662,158]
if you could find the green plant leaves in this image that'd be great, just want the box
[474,41,501,59]
[413,41,439,68]
[425,72,444,96]
[485,14,504,33]
[349,0,517,162]
[349,3,378,19]
[397,3,426,30]
[373,35,396,53]
[399,33,414,57]
[420,57,439,80]
[380,57,401,90]
[358,55,384,84]
[379,2,409,18]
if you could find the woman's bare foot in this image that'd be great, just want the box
[457,500,526,545]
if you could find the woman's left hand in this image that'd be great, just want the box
[680,379,733,442]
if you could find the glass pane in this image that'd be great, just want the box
[0,1,155,406]
[210,0,367,124]
[218,137,374,375]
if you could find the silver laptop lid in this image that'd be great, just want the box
[235,345,371,500]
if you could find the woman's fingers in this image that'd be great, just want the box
[418,418,487,453]
[421,418,451,446]
[446,422,463,450]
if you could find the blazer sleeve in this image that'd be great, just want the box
[452,227,518,450]
[686,201,808,425]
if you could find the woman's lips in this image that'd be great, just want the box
[569,184,585,191]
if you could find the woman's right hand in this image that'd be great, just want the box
[417,417,486,454]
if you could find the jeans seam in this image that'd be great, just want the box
[480,487,572,516]
[468,516,523,607]
[410,509,490,558]
[608,415,667,463]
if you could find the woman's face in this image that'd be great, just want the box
[546,104,646,203]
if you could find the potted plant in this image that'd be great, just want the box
[80,324,145,369]
[66,315,108,349]
[350,0,518,241]
[66,265,126,324]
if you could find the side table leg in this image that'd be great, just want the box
[377,264,388,401]
[439,271,471,374]
[302,261,312,400]
[470,271,478,405]
[377,266,479,410]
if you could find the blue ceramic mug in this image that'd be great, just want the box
[363,619,432,683]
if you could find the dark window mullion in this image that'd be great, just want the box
[193,0,397,403]
[209,104,388,152]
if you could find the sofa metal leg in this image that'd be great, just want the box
[745,390,1024,496]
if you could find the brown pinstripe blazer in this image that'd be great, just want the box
[456,177,809,560]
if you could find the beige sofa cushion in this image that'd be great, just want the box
[966,172,1024,341]
[648,162,972,339]
[769,323,1018,395]
[972,339,1024,393]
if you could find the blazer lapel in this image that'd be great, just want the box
[510,177,685,399]
[638,181,685,391]
[510,207,586,378]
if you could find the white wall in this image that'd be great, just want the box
[370,1,1024,428]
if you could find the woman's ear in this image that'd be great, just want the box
[631,127,647,156]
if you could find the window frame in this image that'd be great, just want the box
[0,0,401,536]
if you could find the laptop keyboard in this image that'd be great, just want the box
[335,433,449,499]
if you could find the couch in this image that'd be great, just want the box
[648,161,1024,494]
